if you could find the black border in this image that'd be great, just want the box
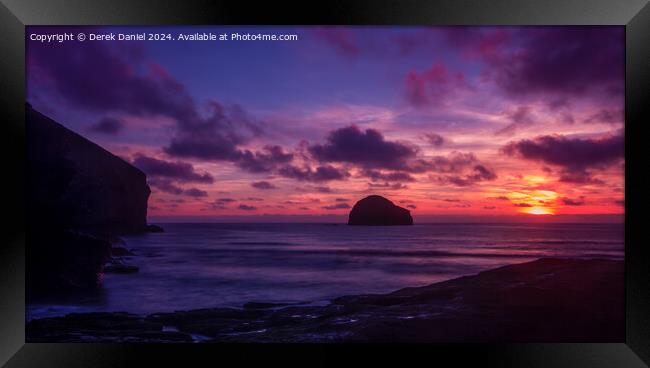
[1,0,649,366]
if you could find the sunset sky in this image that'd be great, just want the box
[26,26,625,222]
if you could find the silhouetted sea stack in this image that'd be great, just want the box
[348,195,413,226]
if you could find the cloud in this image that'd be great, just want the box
[483,206,497,210]
[163,102,264,163]
[27,34,275,174]
[558,170,604,185]
[133,154,214,183]
[502,133,624,171]
[278,164,349,182]
[424,133,445,147]
[584,108,624,125]
[89,117,124,134]
[183,188,208,197]
[435,164,497,187]
[235,145,294,173]
[28,35,197,120]
[335,198,349,202]
[496,106,536,136]
[251,181,277,190]
[408,152,479,174]
[368,182,408,190]
[406,204,417,209]
[362,169,416,182]
[148,178,183,195]
[238,204,257,211]
[322,203,351,210]
[485,27,624,99]
[513,203,533,207]
[562,196,585,206]
[309,125,417,170]
[404,62,466,107]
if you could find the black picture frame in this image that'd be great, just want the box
[1,0,648,366]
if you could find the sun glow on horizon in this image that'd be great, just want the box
[524,207,554,215]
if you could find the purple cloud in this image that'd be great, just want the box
[251,181,277,190]
[236,145,294,173]
[436,164,497,187]
[562,196,586,206]
[502,133,624,171]
[405,63,466,107]
[238,204,257,211]
[278,165,349,182]
[424,133,445,147]
[487,27,624,99]
[322,203,351,210]
[133,154,214,183]
[309,125,416,170]
[183,188,208,197]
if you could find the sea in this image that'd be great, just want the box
[26,222,624,320]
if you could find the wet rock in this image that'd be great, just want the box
[104,259,139,274]
[26,258,624,343]
[146,224,164,233]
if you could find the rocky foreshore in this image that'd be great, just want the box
[26,258,624,343]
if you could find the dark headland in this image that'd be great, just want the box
[26,258,623,343]
[26,104,161,292]
[348,195,413,225]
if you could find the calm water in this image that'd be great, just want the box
[27,223,624,320]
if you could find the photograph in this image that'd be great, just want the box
[24,25,625,343]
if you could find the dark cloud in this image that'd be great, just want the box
[309,125,417,170]
[362,169,416,182]
[483,205,497,210]
[368,182,408,190]
[513,203,533,207]
[562,196,585,206]
[558,170,604,185]
[473,27,624,99]
[408,152,479,174]
[502,133,624,171]
[148,178,183,195]
[133,154,213,183]
[163,102,263,163]
[251,181,276,190]
[436,164,497,187]
[322,203,351,210]
[238,204,257,211]
[28,35,197,120]
[244,197,264,201]
[89,117,124,134]
[216,198,236,203]
[406,204,417,209]
[235,145,294,173]
[424,133,445,147]
[278,165,349,182]
[183,188,208,197]
[335,198,349,202]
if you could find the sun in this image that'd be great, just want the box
[525,207,554,215]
